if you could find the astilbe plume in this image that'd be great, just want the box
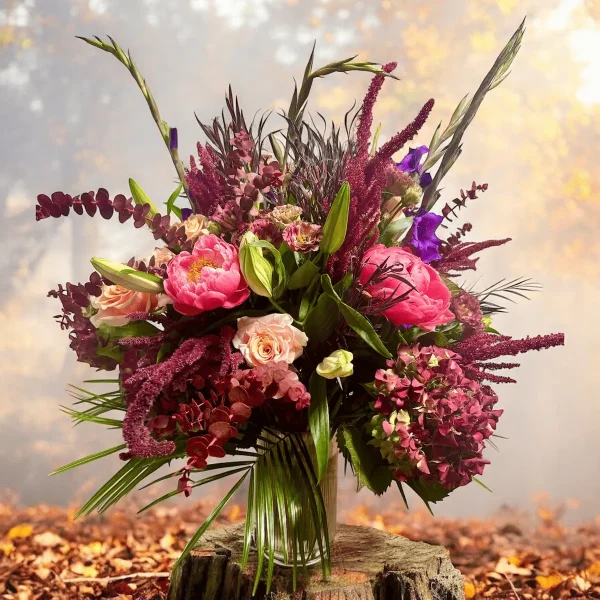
[370,345,502,490]
[453,331,565,384]
[35,188,191,251]
[328,62,435,280]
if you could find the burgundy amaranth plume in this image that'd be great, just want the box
[121,334,219,459]
[186,143,228,215]
[432,237,512,275]
[455,332,565,384]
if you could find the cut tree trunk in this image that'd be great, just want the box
[168,523,465,600]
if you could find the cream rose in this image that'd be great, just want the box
[183,214,211,242]
[232,313,308,367]
[90,284,170,327]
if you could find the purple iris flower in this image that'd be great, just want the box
[181,208,193,221]
[397,145,432,188]
[410,211,444,263]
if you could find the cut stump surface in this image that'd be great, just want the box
[168,523,465,600]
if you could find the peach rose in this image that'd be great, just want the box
[90,284,170,327]
[152,246,175,265]
[232,313,308,367]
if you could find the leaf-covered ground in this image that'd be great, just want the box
[1,499,599,599]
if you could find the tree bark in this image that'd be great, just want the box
[168,523,465,600]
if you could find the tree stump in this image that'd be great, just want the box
[168,523,465,600]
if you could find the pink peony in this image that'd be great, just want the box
[359,244,453,331]
[232,313,307,366]
[164,234,250,316]
[90,284,170,327]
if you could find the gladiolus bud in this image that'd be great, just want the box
[90,257,164,294]
[316,349,354,379]
[239,232,274,297]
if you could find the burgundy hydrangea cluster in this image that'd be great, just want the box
[371,345,503,491]
[328,63,435,280]
[35,188,190,251]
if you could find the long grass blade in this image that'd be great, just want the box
[173,470,249,569]
[139,460,254,490]
[241,467,255,570]
[137,466,250,514]
[50,444,126,476]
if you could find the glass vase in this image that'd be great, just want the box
[255,431,338,568]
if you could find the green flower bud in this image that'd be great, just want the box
[207,220,221,235]
[316,349,354,379]
[401,183,422,208]
[239,232,274,297]
[90,258,164,294]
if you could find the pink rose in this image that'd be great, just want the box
[90,284,170,327]
[232,313,308,367]
[164,234,250,316]
[359,245,453,331]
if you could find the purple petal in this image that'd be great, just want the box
[169,127,178,150]
[397,145,429,173]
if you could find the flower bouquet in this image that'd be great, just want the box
[36,20,564,593]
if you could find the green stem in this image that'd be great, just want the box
[77,36,191,203]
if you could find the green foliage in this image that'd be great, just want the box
[173,470,249,571]
[288,259,319,290]
[320,182,350,255]
[165,182,184,219]
[77,35,190,199]
[406,479,452,514]
[338,425,393,496]
[49,444,127,476]
[380,215,414,246]
[304,293,339,345]
[440,275,463,296]
[421,19,525,211]
[321,275,392,358]
[308,374,330,482]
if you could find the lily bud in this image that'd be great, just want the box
[316,349,354,379]
[239,232,274,297]
[90,258,164,294]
